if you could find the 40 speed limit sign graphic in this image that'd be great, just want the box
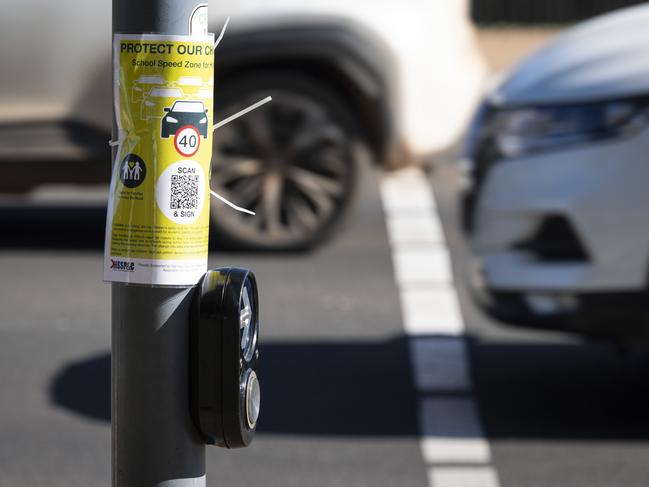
[174,125,201,157]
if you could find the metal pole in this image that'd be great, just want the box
[112,1,207,486]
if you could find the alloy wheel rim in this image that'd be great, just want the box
[211,90,351,245]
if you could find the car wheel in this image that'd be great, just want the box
[210,70,363,251]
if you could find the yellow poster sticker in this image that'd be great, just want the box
[104,34,215,285]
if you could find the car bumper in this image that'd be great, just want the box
[470,276,649,340]
[462,129,649,336]
[463,130,649,293]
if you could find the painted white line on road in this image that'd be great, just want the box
[159,475,206,487]
[380,168,500,487]
[429,467,501,487]
[381,185,437,213]
[380,170,437,215]
[399,287,464,336]
[419,397,490,463]
[409,337,471,392]
[392,245,453,285]
[385,214,445,246]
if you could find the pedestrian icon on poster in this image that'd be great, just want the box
[122,160,142,181]
[120,153,147,189]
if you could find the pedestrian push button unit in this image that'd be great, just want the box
[190,267,260,448]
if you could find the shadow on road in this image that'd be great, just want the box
[0,206,309,253]
[49,334,649,439]
[49,336,420,436]
[0,206,106,250]
[471,340,649,440]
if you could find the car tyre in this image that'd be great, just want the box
[210,70,364,252]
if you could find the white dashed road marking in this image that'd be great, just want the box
[419,398,491,463]
[429,467,501,487]
[392,245,454,285]
[380,168,500,487]
[409,337,471,392]
[385,215,445,246]
[400,287,465,336]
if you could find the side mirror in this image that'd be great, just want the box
[190,268,260,448]
[164,107,171,112]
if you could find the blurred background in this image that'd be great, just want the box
[1,0,649,486]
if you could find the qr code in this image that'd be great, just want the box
[170,174,199,210]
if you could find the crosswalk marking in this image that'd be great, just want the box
[399,287,465,336]
[429,467,501,487]
[380,168,501,487]
[392,245,454,285]
[419,398,491,463]
[409,337,471,392]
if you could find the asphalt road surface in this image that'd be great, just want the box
[1,162,649,487]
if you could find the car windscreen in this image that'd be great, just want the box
[171,101,205,113]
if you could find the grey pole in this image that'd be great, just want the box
[112,1,208,486]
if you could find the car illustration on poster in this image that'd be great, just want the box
[141,87,184,120]
[132,75,166,103]
[161,100,209,138]
[177,76,203,87]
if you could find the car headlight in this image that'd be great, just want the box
[488,98,648,159]
[166,116,178,123]
[199,117,207,124]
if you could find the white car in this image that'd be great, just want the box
[462,4,649,340]
[0,0,485,251]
